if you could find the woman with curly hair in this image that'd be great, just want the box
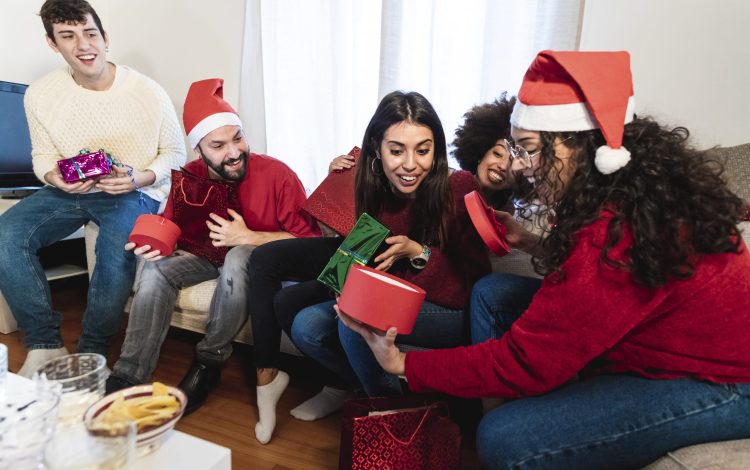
[452,92,520,211]
[339,51,750,469]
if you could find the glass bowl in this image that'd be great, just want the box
[0,387,60,469]
[83,384,187,455]
[35,353,108,426]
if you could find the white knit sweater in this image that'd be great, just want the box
[24,64,186,203]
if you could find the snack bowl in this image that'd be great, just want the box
[83,383,186,455]
[0,388,60,468]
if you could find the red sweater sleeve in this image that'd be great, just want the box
[275,169,322,238]
[405,217,670,398]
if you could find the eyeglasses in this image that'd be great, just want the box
[505,136,573,168]
[505,139,540,169]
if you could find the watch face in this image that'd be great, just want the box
[411,256,427,268]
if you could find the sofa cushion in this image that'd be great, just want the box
[642,438,750,470]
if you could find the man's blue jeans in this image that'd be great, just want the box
[292,299,465,396]
[0,187,158,355]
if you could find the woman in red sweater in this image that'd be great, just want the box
[339,51,750,469]
[290,90,490,407]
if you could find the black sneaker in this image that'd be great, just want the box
[177,359,221,415]
[105,375,136,395]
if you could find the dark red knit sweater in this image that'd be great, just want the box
[377,170,490,309]
[405,212,750,397]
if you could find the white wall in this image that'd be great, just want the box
[2,0,246,157]
[6,1,746,151]
[105,0,246,135]
[580,0,750,148]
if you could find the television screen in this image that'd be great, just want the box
[0,81,42,190]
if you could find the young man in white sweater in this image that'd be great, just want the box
[0,0,186,376]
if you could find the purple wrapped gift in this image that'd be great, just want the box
[57,150,112,183]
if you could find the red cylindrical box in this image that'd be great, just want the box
[128,214,181,257]
[338,265,426,335]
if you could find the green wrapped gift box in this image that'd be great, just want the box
[317,213,390,294]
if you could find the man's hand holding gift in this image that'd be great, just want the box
[44,166,98,194]
[97,165,155,195]
[124,241,166,262]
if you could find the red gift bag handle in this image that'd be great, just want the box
[179,179,216,207]
[382,404,435,446]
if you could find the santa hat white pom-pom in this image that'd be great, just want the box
[595,145,631,175]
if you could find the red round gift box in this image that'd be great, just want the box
[338,265,426,335]
[128,214,181,257]
[464,190,510,257]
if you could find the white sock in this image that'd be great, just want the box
[254,370,289,444]
[290,386,354,422]
[18,347,69,378]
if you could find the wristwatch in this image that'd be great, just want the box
[409,245,431,270]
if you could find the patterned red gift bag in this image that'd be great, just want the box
[302,146,360,236]
[339,396,461,470]
[170,168,240,266]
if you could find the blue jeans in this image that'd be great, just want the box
[112,246,255,384]
[470,272,542,344]
[292,299,466,396]
[477,375,750,469]
[0,187,158,355]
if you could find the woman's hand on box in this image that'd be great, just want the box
[335,304,406,376]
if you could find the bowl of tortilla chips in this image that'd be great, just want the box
[83,382,186,454]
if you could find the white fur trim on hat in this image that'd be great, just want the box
[510,96,635,132]
[187,112,243,148]
[595,145,631,174]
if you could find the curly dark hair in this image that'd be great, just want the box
[355,91,452,247]
[451,93,517,209]
[520,116,745,288]
[39,0,105,43]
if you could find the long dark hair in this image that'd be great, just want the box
[355,91,452,247]
[520,116,745,288]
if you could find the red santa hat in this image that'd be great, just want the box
[183,78,243,148]
[510,50,635,175]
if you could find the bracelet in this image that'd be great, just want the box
[126,165,140,190]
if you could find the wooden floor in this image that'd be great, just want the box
[1,276,481,469]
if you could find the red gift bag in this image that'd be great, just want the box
[302,146,360,236]
[170,168,240,266]
[339,397,461,470]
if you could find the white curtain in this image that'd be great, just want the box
[240,0,583,192]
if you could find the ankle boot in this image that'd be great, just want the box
[177,358,221,415]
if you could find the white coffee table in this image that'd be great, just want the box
[5,373,231,470]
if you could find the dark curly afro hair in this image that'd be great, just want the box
[451,93,516,175]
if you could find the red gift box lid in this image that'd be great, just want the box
[128,214,182,257]
[302,147,360,236]
[338,265,426,335]
[465,190,510,257]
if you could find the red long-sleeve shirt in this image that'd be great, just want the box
[405,213,750,398]
[163,155,320,238]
